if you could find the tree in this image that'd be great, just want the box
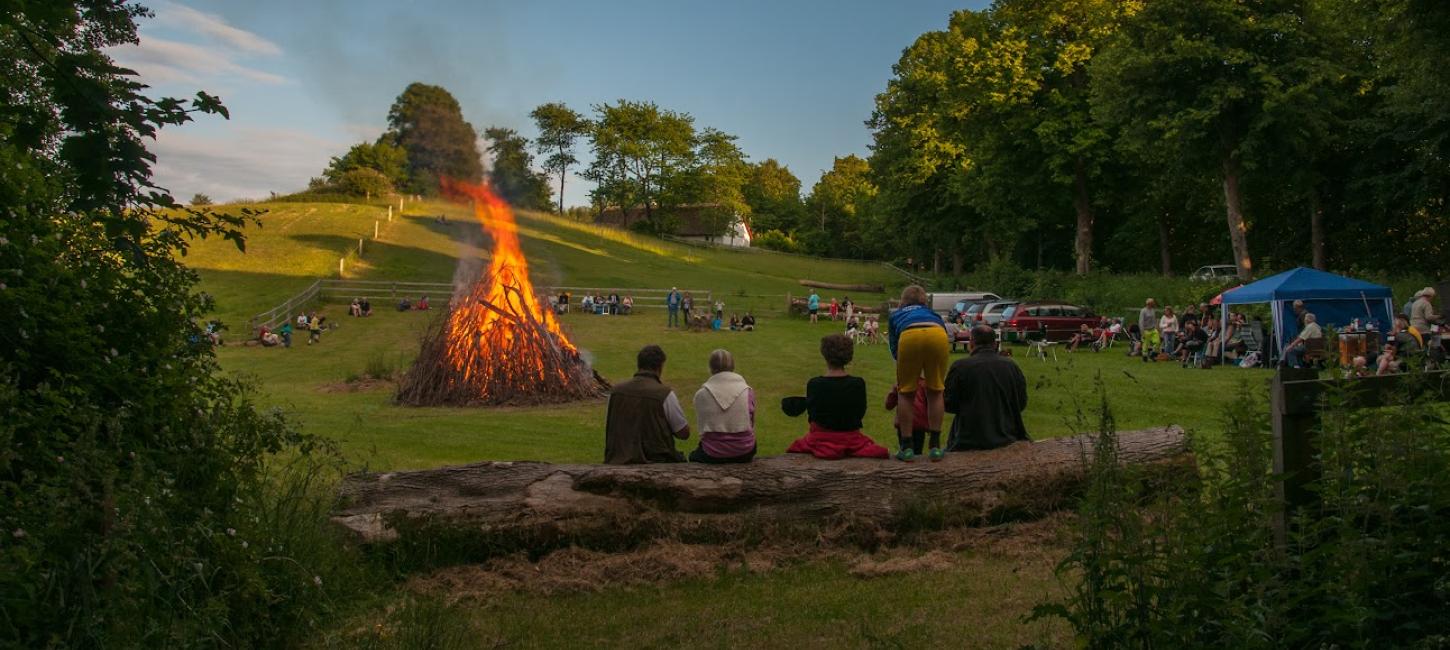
[1092,0,1335,281]
[484,127,552,211]
[582,100,696,233]
[335,167,394,198]
[382,82,483,194]
[190,193,213,206]
[670,127,752,237]
[742,159,805,235]
[804,155,878,257]
[1,2,322,645]
[529,102,589,213]
[323,141,409,188]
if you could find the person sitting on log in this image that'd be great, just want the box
[943,325,1029,452]
[604,345,691,464]
[690,349,756,464]
[783,334,890,460]
[887,285,949,462]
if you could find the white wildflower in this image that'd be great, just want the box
[313,576,323,587]
[226,528,236,536]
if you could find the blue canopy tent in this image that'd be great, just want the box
[1219,267,1395,361]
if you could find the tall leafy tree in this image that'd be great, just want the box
[670,127,752,237]
[382,82,483,194]
[582,100,696,232]
[484,127,552,211]
[1092,0,1334,280]
[742,159,805,235]
[529,102,590,213]
[804,155,878,257]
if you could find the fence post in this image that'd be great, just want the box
[358,238,364,256]
[399,198,404,213]
[1269,367,1322,544]
[387,205,392,222]
[374,220,379,239]
[339,257,345,277]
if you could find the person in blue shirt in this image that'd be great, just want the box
[667,287,682,328]
[887,285,950,461]
[808,290,821,324]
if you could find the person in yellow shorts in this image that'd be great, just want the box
[887,285,950,461]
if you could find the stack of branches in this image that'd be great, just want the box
[396,277,608,407]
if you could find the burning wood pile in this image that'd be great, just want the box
[396,180,607,407]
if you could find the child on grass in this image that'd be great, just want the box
[885,378,930,456]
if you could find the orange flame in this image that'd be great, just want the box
[435,179,583,396]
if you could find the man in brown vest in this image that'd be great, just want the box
[604,345,691,464]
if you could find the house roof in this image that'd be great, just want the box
[595,204,740,237]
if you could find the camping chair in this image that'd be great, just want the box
[1302,337,1329,366]
[1091,329,1118,352]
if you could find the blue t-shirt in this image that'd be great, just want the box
[888,304,945,359]
[808,294,820,310]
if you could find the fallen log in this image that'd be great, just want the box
[799,279,885,293]
[333,426,1188,547]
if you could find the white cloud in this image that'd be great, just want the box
[151,1,282,56]
[150,127,344,202]
[112,36,290,85]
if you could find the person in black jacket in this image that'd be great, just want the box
[943,325,1029,451]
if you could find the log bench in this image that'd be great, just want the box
[333,426,1189,547]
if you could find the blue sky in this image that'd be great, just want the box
[112,0,987,205]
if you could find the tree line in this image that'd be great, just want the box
[863,0,1450,278]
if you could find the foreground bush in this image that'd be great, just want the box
[1037,382,1450,648]
[1,3,368,646]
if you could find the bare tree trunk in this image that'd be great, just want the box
[1158,212,1173,277]
[1222,154,1254,281]
[557,168,566,214]
[933,249,941,275]
[1073,158,1094,275]
[1309,189,1325,270]
[333,427,1189,545]
[952,250,964,277]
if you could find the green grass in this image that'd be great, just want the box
[196,199,1266,470]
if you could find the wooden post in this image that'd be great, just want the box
[387,205,392,222]
[358,238,364,255]
[339,257,345,276]
[399,198,404,213]
[374,220,379,239]
[1270,367,1320,541]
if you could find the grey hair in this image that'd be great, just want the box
[1304,313,1317,323]
[708,349,735,374]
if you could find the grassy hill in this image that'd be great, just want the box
[187,198,1261,471]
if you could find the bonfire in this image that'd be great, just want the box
[396,179,608,407]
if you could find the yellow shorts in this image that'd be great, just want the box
[896,326,949,393]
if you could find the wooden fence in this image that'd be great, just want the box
[246,279,712,335]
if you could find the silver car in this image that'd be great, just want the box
[979,300,1020,326]
[1190,265,1239,281]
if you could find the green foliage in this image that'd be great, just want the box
[335,167,395,198]
[802,155,877,258]
[583,100,697,232]
[1037,381,1450,647]
[530,102,590,213]
[742,159,805,235]
[752,229,801,253]
[324,141,409,188]
[484,127,553,211]
[191,193,214,206]
[0,3,356,645]
[382,82,483,194]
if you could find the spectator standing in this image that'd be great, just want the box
[808,290,820,323]
[683,292,695,323]
[843,296,854,325]
[943,325,1029,451]
[714,299,725,320]
[885,379,930,455]
[1410,287,1441,333]
[1160,307,1180,357]
[886,285,950,461]
[306,312,323,345]
[829,297,840,321]
[690,349,756,464]
[667,287,681,328]
[604,345,690,464]
[1139,299,1160,360]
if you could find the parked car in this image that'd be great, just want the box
[1001,302,1098,342]
[979,300,1020,326]
[951,301,988,324]
[1190,265,1239,282]
[932,291,1000,317]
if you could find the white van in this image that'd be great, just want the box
[928,291,1000,316]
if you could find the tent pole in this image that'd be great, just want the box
[1271,301,1284,365]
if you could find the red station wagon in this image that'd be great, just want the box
[1001,302,1099,342]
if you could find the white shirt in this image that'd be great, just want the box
[1300,322,1323,340]
[662,391,689,433]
